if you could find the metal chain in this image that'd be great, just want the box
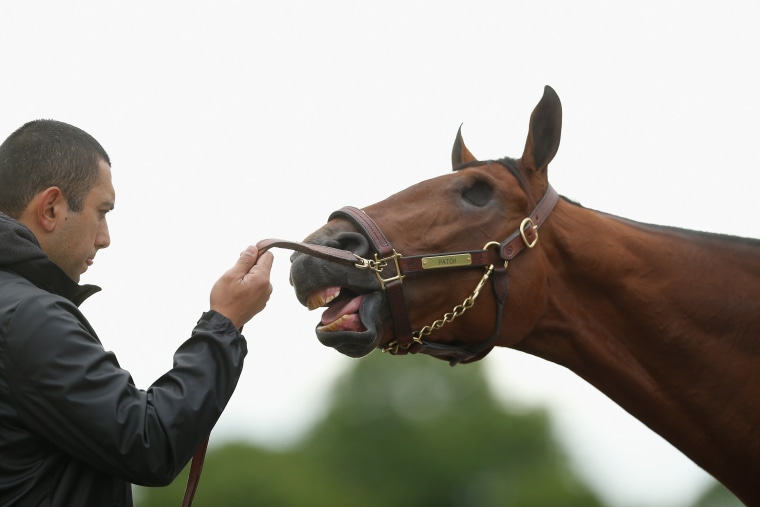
[381,264,496,354]
[412,264,494,343]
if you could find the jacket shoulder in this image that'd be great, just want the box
[0,270,98,353]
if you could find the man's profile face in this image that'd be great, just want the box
[47,159,115,282]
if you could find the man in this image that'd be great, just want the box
[0,120,274,505]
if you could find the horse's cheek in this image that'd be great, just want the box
[502,258,549,347]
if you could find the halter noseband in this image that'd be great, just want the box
[257,184,559,365]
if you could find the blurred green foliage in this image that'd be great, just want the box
[692,482,744,507]
[134,352,738,506]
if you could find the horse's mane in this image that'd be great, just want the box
[567,196,760,247]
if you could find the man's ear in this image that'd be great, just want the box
[34,187,66,233]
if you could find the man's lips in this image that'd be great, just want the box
[307,287,367,333]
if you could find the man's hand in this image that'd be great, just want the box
[210,246,274,330]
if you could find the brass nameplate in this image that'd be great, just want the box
[421,253,472,270]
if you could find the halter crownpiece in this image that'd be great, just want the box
[256,184,560,365]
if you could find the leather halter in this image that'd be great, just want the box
[256,184,559,365]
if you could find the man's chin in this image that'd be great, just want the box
[70,266,86,283]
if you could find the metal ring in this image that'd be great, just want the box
[483,241,508,268]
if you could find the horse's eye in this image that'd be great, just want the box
[461,180,493,207]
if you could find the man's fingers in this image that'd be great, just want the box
[253,250,274,274]
[210,246,275,329]
[235,246,259,273]
[234,246,274,280]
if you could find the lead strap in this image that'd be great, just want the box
[181,437,209,507]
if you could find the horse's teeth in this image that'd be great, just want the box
[318,314,349,332]
[307,294,325,310]
[307,288,340,310]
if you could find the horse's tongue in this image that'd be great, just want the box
[321,295,363,325]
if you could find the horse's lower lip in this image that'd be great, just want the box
[315,291,384,358]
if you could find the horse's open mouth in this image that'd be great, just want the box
[305,287,384,358]
[310,288,366,332]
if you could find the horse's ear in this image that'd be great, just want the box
[522,85,562,174]
[452,125,477,169]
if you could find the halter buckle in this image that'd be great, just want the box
[354,250,404,290]
[519,217,538,248]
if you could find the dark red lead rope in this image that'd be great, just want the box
[181,437,209,507]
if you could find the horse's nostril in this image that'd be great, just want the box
[330,231,371,257]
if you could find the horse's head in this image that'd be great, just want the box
[289,86,562,364]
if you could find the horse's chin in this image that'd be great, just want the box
[315,291,384,358]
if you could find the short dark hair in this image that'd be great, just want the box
[0,120,111,218]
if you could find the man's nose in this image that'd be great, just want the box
[97,220,111,249]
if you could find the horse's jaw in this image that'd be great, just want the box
[290,252,386,357]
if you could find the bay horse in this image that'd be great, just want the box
[263,86,760,505]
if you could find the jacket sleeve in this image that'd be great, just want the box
[4,293,247,486]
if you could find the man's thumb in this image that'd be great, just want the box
[235,246,259,273]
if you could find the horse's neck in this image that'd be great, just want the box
[523,201,760,501]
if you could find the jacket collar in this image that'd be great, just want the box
[0,212,101,306]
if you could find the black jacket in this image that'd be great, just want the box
[0,212,248,506]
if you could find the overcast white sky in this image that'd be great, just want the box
[2,2,758,506]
